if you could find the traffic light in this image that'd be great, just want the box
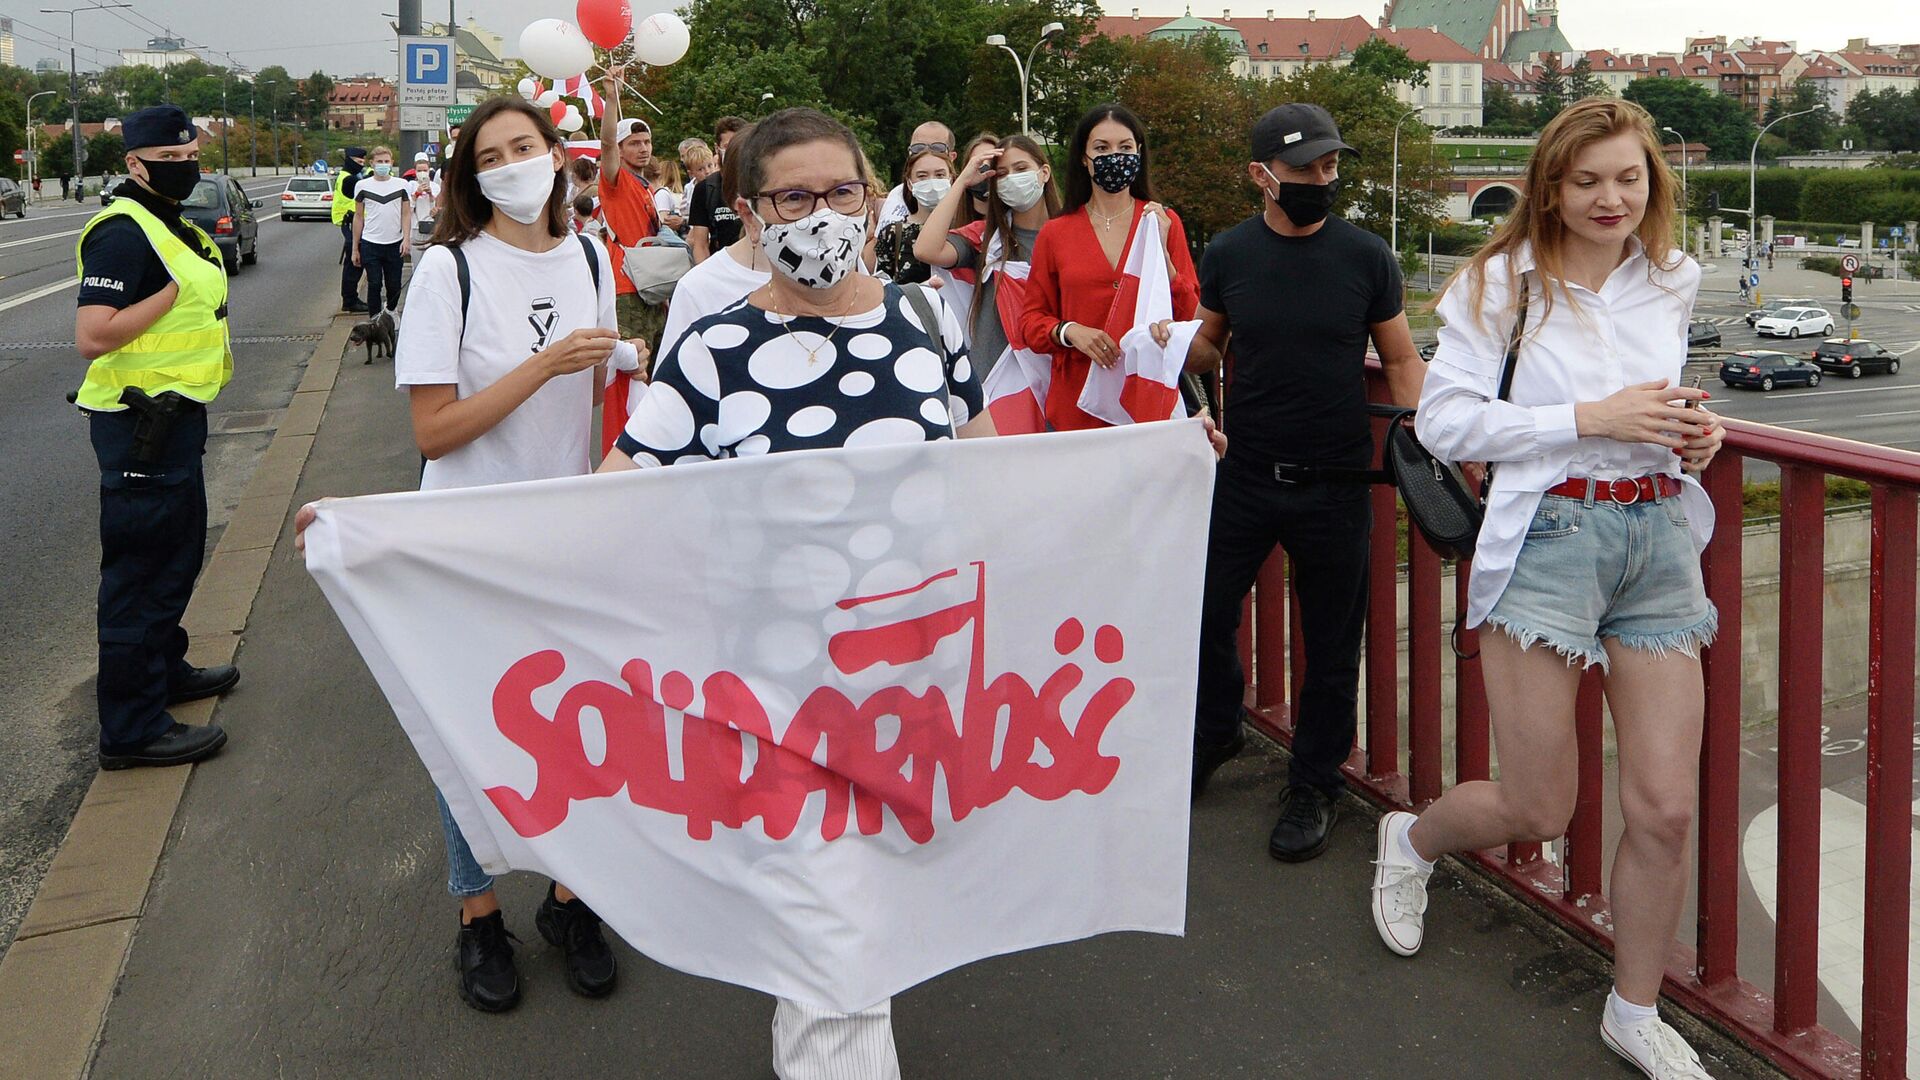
[1842,277,1853,304]
[1705,191,1720,213]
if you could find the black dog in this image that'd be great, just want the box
[350,309,396,365]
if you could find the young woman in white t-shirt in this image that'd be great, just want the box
[302,94,647,1015]
[1377,99,1724,1079]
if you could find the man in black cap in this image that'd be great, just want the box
[1185,103,1425,859]
[332,146,369,313]
[73,103,235,770]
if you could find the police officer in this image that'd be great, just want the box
[333,145,369,313]
[74,105,235,770]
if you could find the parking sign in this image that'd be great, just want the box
[399,36,456,106]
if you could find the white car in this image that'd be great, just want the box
[1754,306,1836,339]
[279,176,333,222]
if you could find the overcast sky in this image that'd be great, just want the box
[4,0,1917,80]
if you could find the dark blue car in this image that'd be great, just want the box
[1719,350,1821,391]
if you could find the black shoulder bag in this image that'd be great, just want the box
[1374,279,1530,562]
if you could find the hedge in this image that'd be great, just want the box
[1799,169,1920,226]
[1687,168,1804,220]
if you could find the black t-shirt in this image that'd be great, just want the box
[1200,213,1403,468]
[688,172,742,250]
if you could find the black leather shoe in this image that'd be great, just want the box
[456,911,521,1012]
[98,721,228,771]
[1192,727,1246,802]
[536,883,617,998]
[1269,784,1339,862]
[167,664,240,705]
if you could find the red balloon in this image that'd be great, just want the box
[576,0,632,50]
[550,100,568,124]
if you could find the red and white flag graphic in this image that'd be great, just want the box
[1078,215,1197,427]
[979,260,1053,435]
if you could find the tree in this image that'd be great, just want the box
[1533,54,1567,123]
[1765,82,1834,152]
[86,130,124,174]
[253,66,299,125]
[300,72,335,128]
[39,132,75,179]
[1478,84,1534,135]
[1848,86,1920,151]
[1623,77,1757,160]
[1566,56,1607,101]
[1351,38,1429,90]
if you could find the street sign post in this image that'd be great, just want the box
[445,103,474,128]
[399,105,447,132]
[1841,253,1861,274]
[398,36,456,107]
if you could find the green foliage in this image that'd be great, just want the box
[1533,54,1566,124]
[1351,39,1428,90]
[38,132,76,177]
[1397,246,1425,284]
[1623,77,1757,160]
[1566,56,1607,101]
[0,116,20,178]
[1847,86,1920,151]
[1799,169,1920,225]
[86,131,124,171]
[1765,82,1834,152]
[1427,221,1488,255]
[1741,477,1872,521]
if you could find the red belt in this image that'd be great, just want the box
[1546,475,1682,505]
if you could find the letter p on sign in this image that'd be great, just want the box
[410,43,447,83]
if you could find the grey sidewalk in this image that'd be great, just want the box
[86,337,1783,1079]
[1695,254,1920,301]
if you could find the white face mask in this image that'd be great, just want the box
[476,153,557,224]
[754,204,870,290]
[909,177,951,206]
[997,171,1045,212]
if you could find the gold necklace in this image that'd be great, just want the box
[770,287,862,365]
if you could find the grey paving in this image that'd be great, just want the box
[90,335,1783,1079]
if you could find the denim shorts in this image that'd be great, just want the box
[1485,493,1717,672]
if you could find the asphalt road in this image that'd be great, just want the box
[0,174,347,956]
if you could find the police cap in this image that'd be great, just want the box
[123,105,198,153]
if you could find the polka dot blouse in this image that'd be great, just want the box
[617,282,983,465]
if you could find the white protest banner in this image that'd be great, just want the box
[304,421,1213,1012]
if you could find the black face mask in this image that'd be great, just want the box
[967,180,992,202]
[138,156,202,202]
[1272,179,1338,227]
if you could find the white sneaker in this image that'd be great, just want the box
[1601,1010,1715,1078]
[1370,811,1432,957]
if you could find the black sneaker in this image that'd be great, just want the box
[455,910,521,1012]
[536,883,617,998]
[1269,784,1338,863]
[1191,727,1246,802]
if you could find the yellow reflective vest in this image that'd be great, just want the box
[331,168,354,225]
[73,198,232,412]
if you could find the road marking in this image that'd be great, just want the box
[0,278,77,313]
[1859,410,1920,419]
[0,226,84,252]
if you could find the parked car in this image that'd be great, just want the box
[1720,350,1821,391]
[279,175,333,221]
[1687,320,1722,350]
[1418,341,1439,362]
[1811,338,1901,379]
[180,173,259,273]
[0,178,24,218]
[1746,297,1816,326]
[1754,306,1835,339]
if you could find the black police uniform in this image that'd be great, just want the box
[339,148,367,310]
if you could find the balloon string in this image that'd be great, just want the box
[586,62,666,117]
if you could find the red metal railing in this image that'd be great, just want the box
[1238,374,1920,1079]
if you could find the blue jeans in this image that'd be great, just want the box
[434,790,495,898]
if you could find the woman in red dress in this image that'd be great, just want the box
[1019,103,1198,430]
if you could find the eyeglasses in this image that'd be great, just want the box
[907,141,952,156]
[752,180,872,223]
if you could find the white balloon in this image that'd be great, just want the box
[632,12,690,67]
[517,77,539,100]
[519,18,595,80]
[558,113,584,133]
[535,89,560,107]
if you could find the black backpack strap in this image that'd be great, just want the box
[1495,276,1529,403]
[578,233,602,295]
[451,242,471,344]
[900,283,946,369]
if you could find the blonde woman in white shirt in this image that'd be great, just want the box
[1372,98,1725,1080]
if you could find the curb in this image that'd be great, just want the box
[0,314,354,1080]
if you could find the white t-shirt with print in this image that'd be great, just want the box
[354,175,411,245]
[658,243,772,359]
[395,230,616,492]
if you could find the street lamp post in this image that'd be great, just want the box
[220,73,231,177]
[1745,106,1820,292]
[26,89,56,199]
[1662,125,1688,250]
[249,80,258,177]
[1390,106,1421,256]
[41,4,132,201]
[985,22,1064,135]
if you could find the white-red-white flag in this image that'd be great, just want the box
[1078,215,1197,426]
[979,260,1053,435]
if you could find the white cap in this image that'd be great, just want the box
[616,118,650,145]
[414,151,430,161]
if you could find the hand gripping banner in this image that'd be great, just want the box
[304,421,1215,1012]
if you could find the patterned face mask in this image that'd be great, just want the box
[1090,151,1141,194]
[754,204,870,290]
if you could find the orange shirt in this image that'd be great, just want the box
[598,164,661,295]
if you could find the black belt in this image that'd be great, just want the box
[1269,462,1391,486]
